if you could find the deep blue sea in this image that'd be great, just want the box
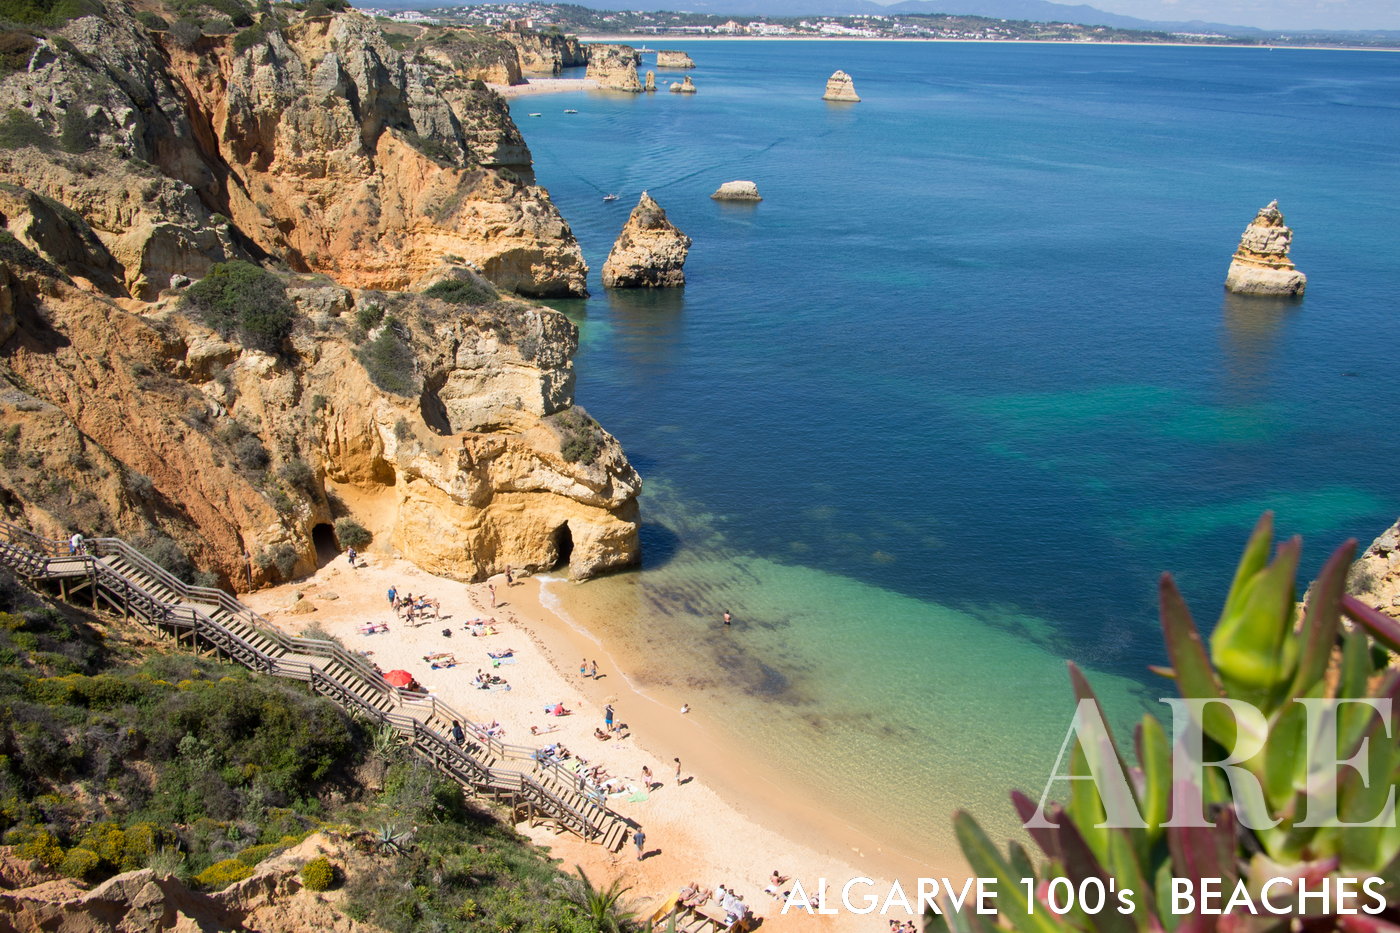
[515,42,1400,868]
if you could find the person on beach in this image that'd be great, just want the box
[589,659,598,679]
[346,547,357,566]
[604,703,615,731]
[674,757,682,782]
[580,658,588,677]
[633,829,646,861]
[489,584,497,608]
[722,610,731,626]
[641,765,653,789]
[451,719,465,746]
[387,585,397,607]
[505,564,513,586]
[680,703,690,714]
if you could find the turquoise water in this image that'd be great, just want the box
[515,43,1400,865]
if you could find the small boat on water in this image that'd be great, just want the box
[602,194,619,202]
[528,112,542,117]
[564,109,578,114]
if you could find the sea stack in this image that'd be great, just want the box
[669,76,697,94]
[1225,200,1307,296]
[822,70,860,102]
[585,43,642,92]
[711,180,762,202]
[602,192,692,288]
[644,70,656,92]
[656,50,696,68]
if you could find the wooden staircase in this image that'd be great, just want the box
[0,520,634,850]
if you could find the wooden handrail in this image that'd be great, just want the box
[0,518,626,846]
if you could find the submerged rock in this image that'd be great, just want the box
[669,75,697,94]
[711,180,762,202]
[1225,200,1307,296]
[602,192,692,288]
[656,50,696,68]
[822,70,861,102]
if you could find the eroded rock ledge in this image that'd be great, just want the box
[1224,200,1307,297]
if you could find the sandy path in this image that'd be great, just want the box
[243,555,903,932]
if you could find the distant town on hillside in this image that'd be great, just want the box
[354,1,1400,47]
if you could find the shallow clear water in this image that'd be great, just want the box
[515,42,1400,865]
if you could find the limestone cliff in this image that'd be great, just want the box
[644,70,656,92]
[601,192,691,289]
[0,3,588,297]
[822,70,861,102]
[655,50,696,68]
[1224,200,1306,297]
[1345,518,1400,625]
[502,27,587,74]
[0,0,640,588]
[585,43,642,93]
[669,75,697,94]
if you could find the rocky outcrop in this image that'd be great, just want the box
[822,70,860,102]
[585,43,641,92]
[1345,518,1400,625]
[644,70,656,92]
[419,31,523,86]
[669,76,696,94]
[711,180,762,202]
[0,5,588,297]
[601,192,691,289]
[502,27,587,74]
[1224,200,1306,297]
[0,833,390,932]
[656,50,695,68]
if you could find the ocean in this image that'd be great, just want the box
[514,41,1400,866]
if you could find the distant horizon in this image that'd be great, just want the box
[396,0,1400,34]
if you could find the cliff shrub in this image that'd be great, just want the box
[422,278,497,306]
[233,434,269,471]
[135,532,202,586]
[333,518,371,550]
[355,319,417,396]
[0,0,100,26]
[254,543,299,580]
[183,261,295,354]
[0,31,35,75]
[194,857,254,889]
[300,854,335,890]
[551,408,605,466]
[135,10,166,29]
[0,108,51,150]
[277,459,316,493]
[58,845,100,879]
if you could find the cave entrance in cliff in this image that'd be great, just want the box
[312,523,339,565]
[551,523,574,571]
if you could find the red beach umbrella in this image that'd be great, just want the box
[384,669,415,688]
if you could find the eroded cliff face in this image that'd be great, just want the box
[585,43,641,92]
[0,4,587,298]
[1224,200,1306,297]
[0,2,639,588]
[502,28,587,74]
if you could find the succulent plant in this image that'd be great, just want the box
[937,513,1400,933]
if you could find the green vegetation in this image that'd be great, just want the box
[550,407,605,466]
[182,261,296,354]
[940,514,1400,932]
[0,107,52,150]
[423,277,497,307]
[133,531,216,587]
[355,316,417,396]
[333,517,371,551]
[300,854,335,891]
[0,30,35,75]
[0,0,100,27]
[277,459,316,494]
[254,542,299,580]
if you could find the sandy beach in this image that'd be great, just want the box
[490,77,602,98]
[243,553,929,932]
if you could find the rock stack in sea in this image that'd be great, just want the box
[602,192,692,288]
[711,181,762,202]
[656,50,696,68]
[585,43,642,92]
[1224,200,1307,296]
[669,76,697,94]
[645,70,657,92]
[822,70,860,102]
